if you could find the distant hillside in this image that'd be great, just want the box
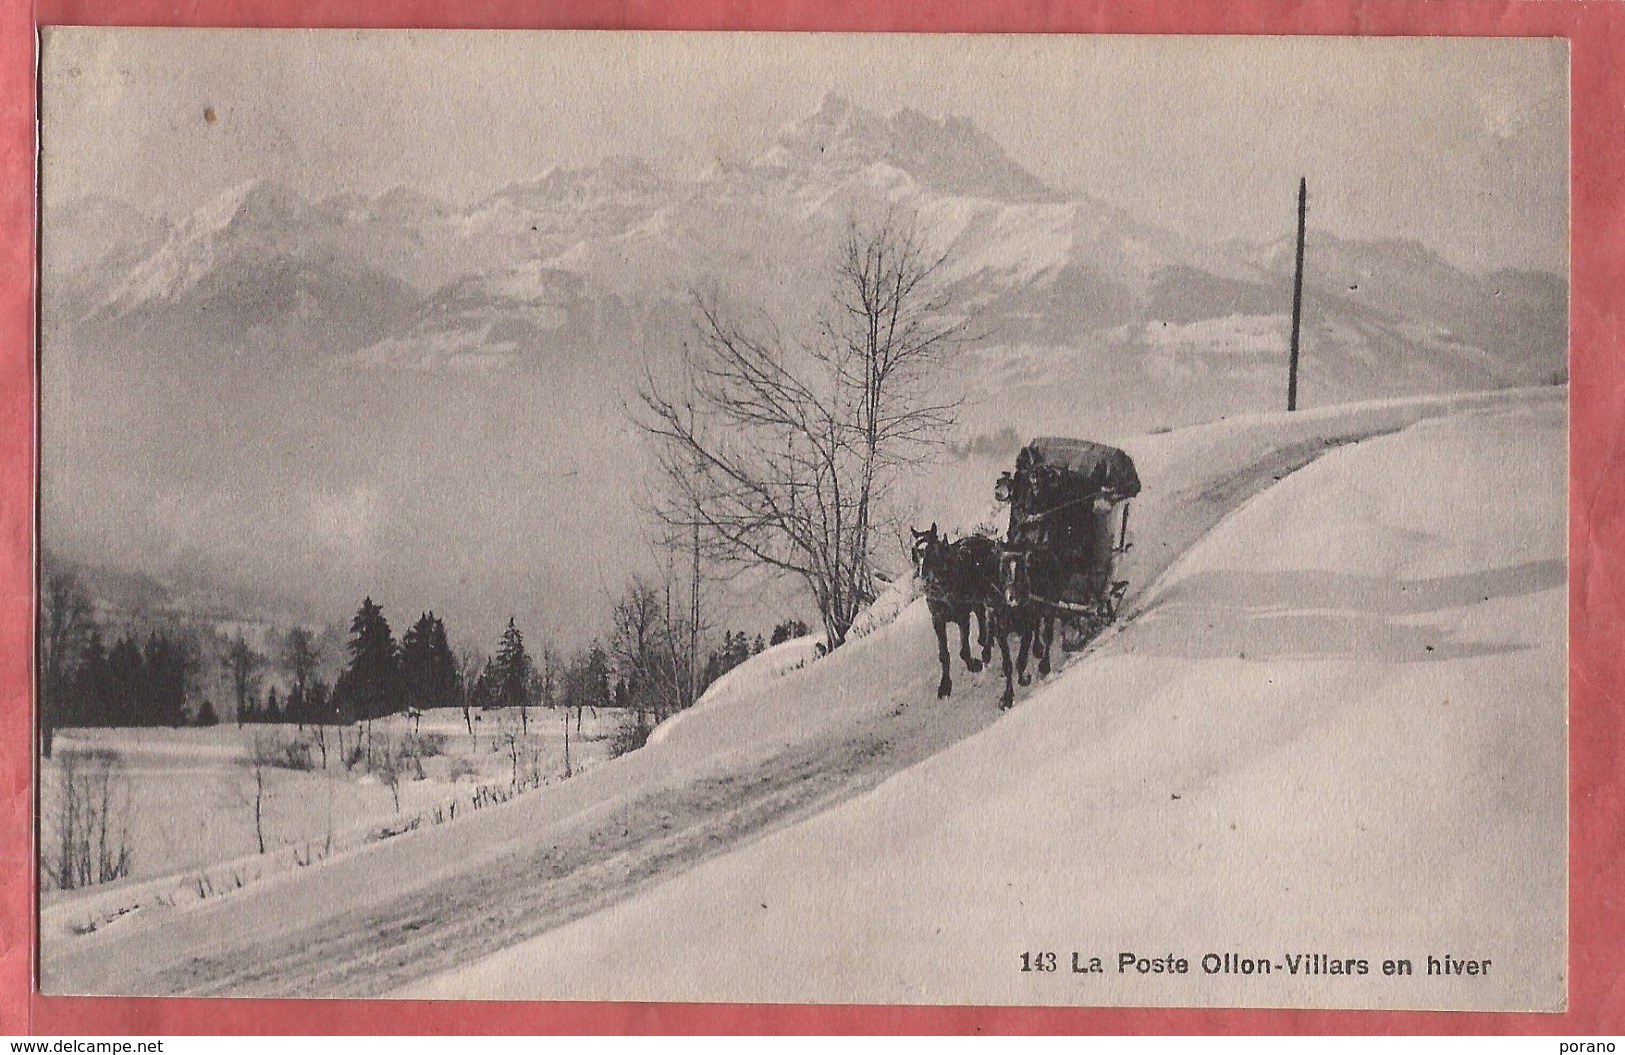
[43,549,317,641]
[38,93,1567,643]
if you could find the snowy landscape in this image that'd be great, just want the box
[35,31,1566,1009]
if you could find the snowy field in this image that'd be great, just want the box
[40,388,1566,1009]
[39,707,616,941]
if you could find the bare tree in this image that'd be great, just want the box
[373,733,405,813]
[311,716,329,770]
[637,215,968,651]
[457,647,483,742]
[497,713,523,789]
[241,735,279,855]
[224,632,265,727]
[561,704,572,780]
[281,627,321,730]
[44,748,131,890]
[538,643,562,710]
[39,569,93,759]
[610,574,692,725]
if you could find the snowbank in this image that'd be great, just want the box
[651,636,825,746]
[406,397,1565,1010]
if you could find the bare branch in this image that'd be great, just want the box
[631,211,971,649]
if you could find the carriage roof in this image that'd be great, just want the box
[1015,437,1141,499]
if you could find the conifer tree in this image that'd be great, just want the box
[333,597,402,725]
[472,658,499,712]
[142,632,191,728]
[307,678,334,724]
[492,617,534,732]
[402,611,462,713]
[401,612,436,713]
[426,615,460,709]
[107,636,145,727]
[70,631,110,727]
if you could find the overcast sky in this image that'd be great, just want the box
[41,29,1567,273]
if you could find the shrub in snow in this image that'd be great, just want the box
[609,714,652,759]
[277,738,315,772]
[409,731,447,758]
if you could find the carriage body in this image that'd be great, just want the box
[998,437,1140,632]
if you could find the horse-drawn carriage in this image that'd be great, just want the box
[913,436,1140,708]
[996,436,1140,633]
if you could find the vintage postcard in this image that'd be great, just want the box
[34,29,1567,1010]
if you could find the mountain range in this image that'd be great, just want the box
[39,92,1567,645]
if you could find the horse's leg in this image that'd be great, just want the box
[977,603,993,667]
[959,608,983,673]
[1037,615,1054,677]
[995,614,1015,709]
[1016,614,1034,687]
[933,609,953,698]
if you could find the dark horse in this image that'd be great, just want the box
[914,524,1049,709]
[990,469,1066,709]
[995,548,1056,707]
[912,524,995,699]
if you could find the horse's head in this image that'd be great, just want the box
[911,523,948,581]
[999,549,1030,609]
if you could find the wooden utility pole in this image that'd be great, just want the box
[1287,177,1308,412]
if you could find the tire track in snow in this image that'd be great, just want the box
[146,699,993,997]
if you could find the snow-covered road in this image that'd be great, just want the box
[405,396,1565,1010]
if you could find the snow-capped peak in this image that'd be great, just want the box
[485,156,671,210]
[753,93,1063,205]
[184,178,311,239]
[97,180,311,310]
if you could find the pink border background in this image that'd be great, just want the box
[4,0,1620,1035]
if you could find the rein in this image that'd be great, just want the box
[1013,491,1101,526]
